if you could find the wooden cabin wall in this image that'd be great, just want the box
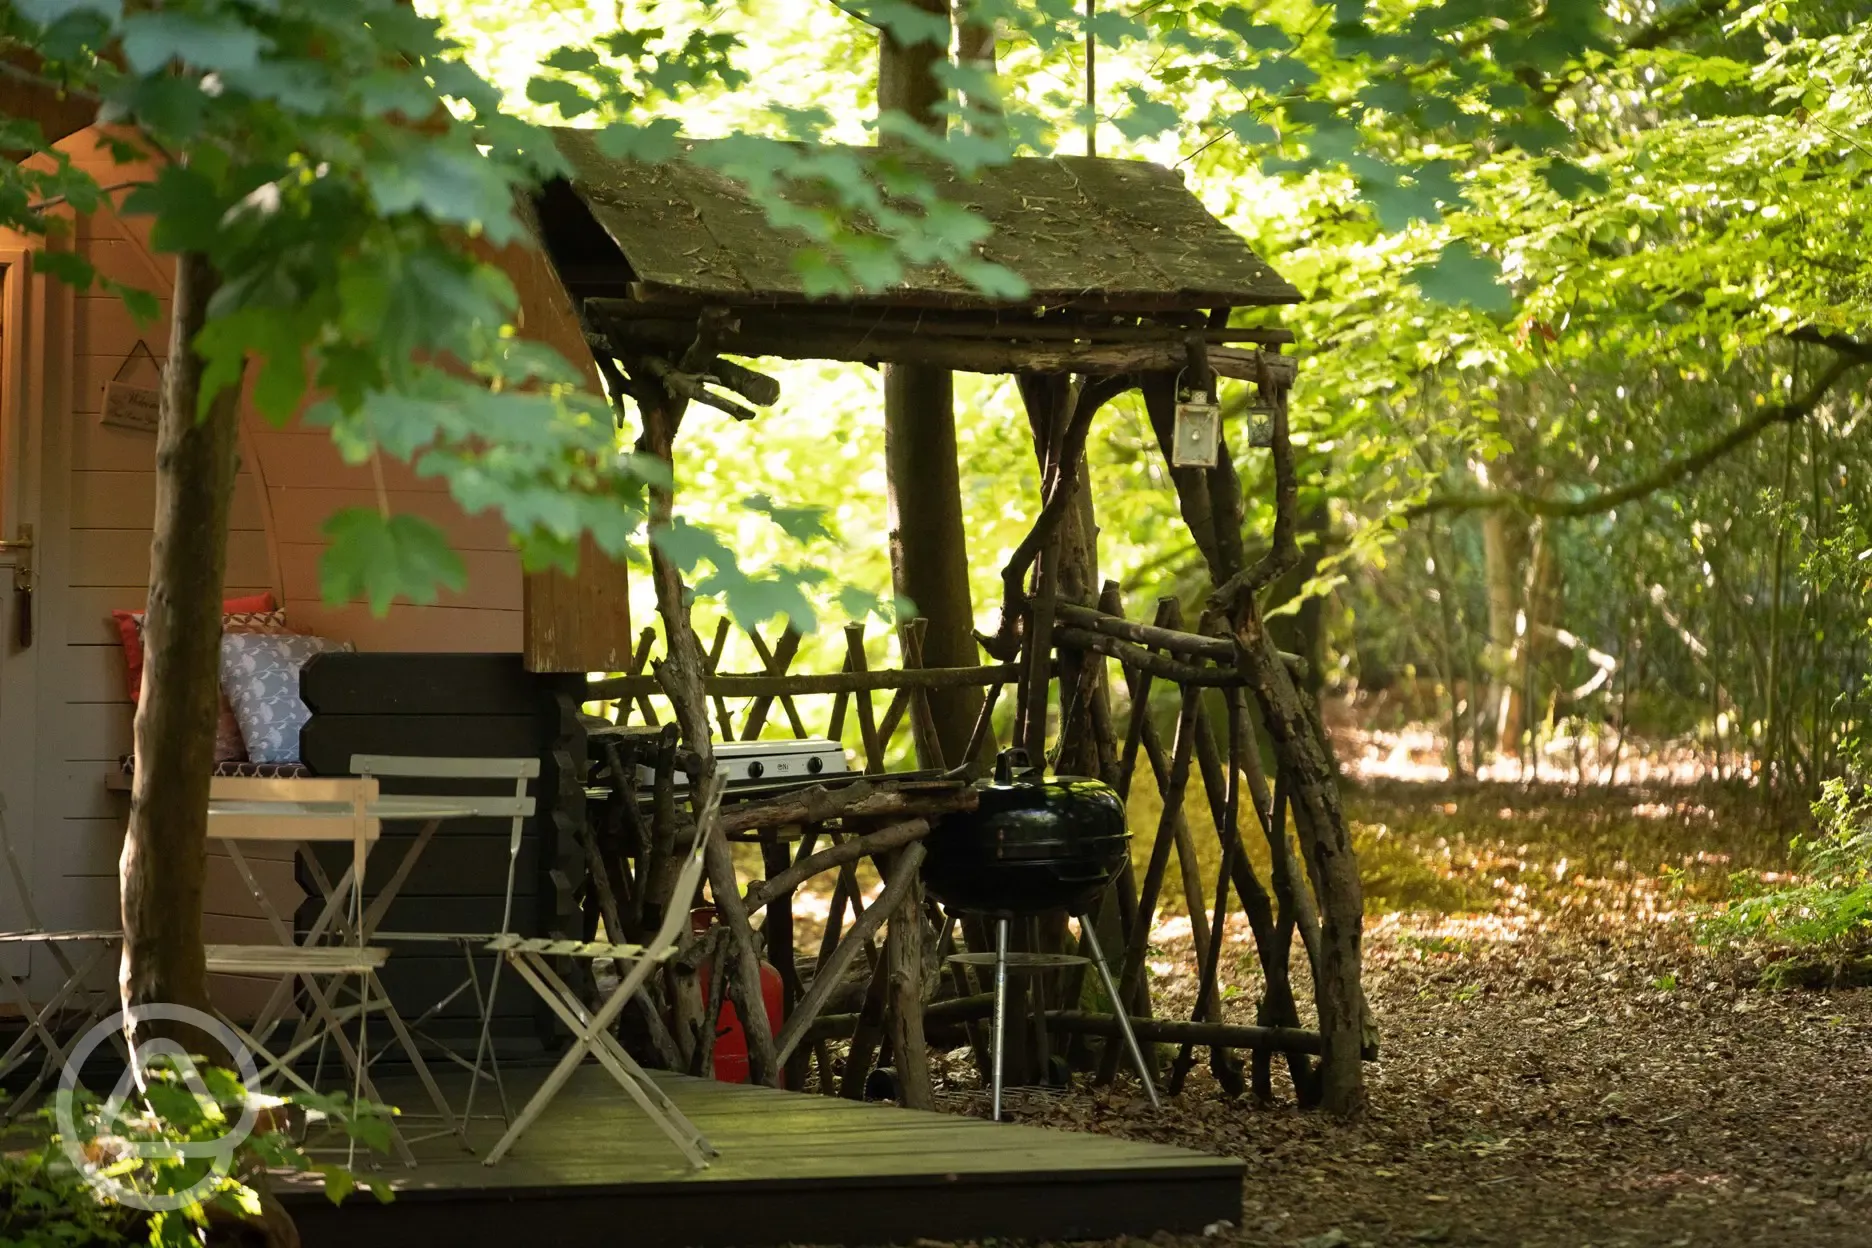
[249,428,523,651]
[12,132,285,1010]
[7,128,527,1010]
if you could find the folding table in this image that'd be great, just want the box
[204,774,461,1165]
[206,771,491,1161]
[211,759,536,1084]
[342,754,538,1134]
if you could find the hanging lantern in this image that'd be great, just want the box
[1171,388,1221,468]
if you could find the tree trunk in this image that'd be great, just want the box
[879,0,982,771]
[1266,500,1328,699]
[1423,521,1468,779]
[1764,419,1797,790]
[638,391,778,1087]
[120,252,240,1033]
[1517,521,1564,774]
[1479,504,1524,757]
[955,3,999,126]
[884,857,933,1108]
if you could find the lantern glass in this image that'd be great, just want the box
[1171,392,1221,468]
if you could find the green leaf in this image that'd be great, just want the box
[1500,113,1572,156]
[836,585,883,623]
[17,0,120,23]
[365,142,520,242]
[599,27,662,60]
[1221,110,1276,145]
[594,119,682,164]
[542,47,603,75]
[120,12,268,74]
[196,1066,246,1104]
[527,77,597,120]
[219,61,336,114]
[952,257,1028,300]
[320,1165,355,1206]
[1087,8,1146,44]
[1214,11,1290,52]
[697,566,817,633]
[320,509,468,617]
[849,0,951,47]
[1112,88,1180,141]
[1368,169,1450,231]
[743,494,834,543]
[106,73,209,140]
[344,1107,395,1154]
[122,164,227,253]
[33,249,96,290]
[1539,157,1610,199]
[649,517,737,576]
[1409,241,1512,315]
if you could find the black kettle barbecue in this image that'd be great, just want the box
[920,748,1159,1118]
[922,747,1130,916]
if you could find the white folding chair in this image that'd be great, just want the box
[481,774,721,1170]
[204,774,469,1164]
[0,794,121,1121]
[482,936,714,1168]
[344,755,538,1136]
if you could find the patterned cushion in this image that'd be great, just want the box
[117,755,313,780]
[219,633,354,765]
[211,610,292,762]
[112,596,285,764]
[112,592,276,699]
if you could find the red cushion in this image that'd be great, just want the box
[111,591,276,702]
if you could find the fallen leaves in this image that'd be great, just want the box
[891,779,1872,1248]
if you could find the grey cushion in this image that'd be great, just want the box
[219,633,354,764]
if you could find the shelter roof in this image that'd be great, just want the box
[543,128,1301,314]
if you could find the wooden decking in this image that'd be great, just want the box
[279,1067,1242,1247]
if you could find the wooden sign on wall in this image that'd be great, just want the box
[100,341,163,433]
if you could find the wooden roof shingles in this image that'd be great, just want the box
[547,128,1301,313]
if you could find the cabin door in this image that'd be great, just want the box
[0,255,45,978]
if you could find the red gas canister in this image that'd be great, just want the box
[691,908,785,1085]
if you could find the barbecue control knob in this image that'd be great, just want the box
[746,760,764,778]
[807,757,823,774]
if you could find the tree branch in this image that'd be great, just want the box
[1787,328,1872,362]
[820,0,881,29]
[1530,0,1734,103]
[1408,354,1863,520]
[1624,0,1735,54]
[980,373,1130,660]
[1211,381,1299,614]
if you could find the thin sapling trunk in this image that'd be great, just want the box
[120,251,241,1037]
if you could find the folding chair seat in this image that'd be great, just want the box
[0,796,120,1120]
[203,943,461,1165]
[479,781,723,1171]
[482,935,715,1169]
[0,928,120,1120]
[203,775,471,1164]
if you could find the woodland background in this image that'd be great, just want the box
[442,0,1872,810]
[5,1,1870,1242]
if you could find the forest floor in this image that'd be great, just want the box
[906,778,1872,1248]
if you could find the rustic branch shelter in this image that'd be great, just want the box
[532,128,1371,1118]
[0,107,1367,1241]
